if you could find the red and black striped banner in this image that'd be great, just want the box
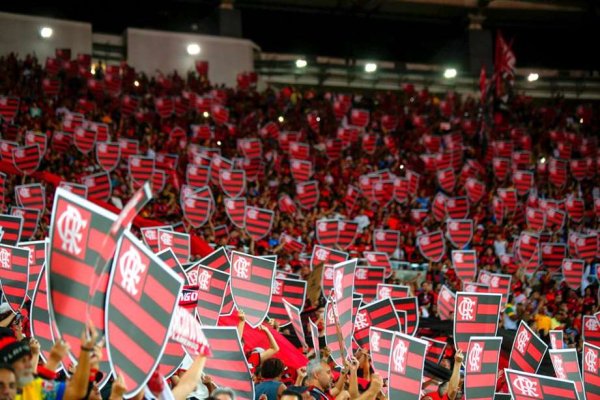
[584,316,600,347]
[197,246,230,273]
[58,182,88,198]
[505,368,578,400]
[280,233,305,254]
[140,225,172,253]
[296,180,319,210]
[316,219,339,247]
[81,171,112,202]
[118,138,139,161]
[549,349,585,400]
[364,251,392,278]
[201,327,255,400]
[453,292,501,353]
[219,169,246,198]
[15,183,46,212]
[310,245,348,270]
[446,196,470,219]
[373,229,400,256]
[224,197,246,229]
[376,283,410,301]
[106,231,183,397]
[509,321,548,373]
[210,155,233,185]
[0,243,29,311]
[391,297,419,336]
[283,299,306,347]
[437,167,456,193]
[290,159,313,182]
[562,258,585,290]
[29,265,55,362]
[422,337,447,364]
[353,298,401,350]
[18,239,46,299]
[417,230,446,262]
[369,327,394,390]
[157,229,190,264]
[541,243,567,272]
[583,342,600,400]
[230,251,276,328]
[244,206,274,241]
[388,332,428,400]
[353,266,385,303]
[437,285,456,321]
[549,330,564,350]
[186,164,211,188]
[465,336,502,400]
[446,219,474,248]
[182,196,211,228]
[525,208,545,232]
[268,277,307,326]
[0,214,23,245]
[195,264,229,325]
[452,250,477,282]
[10,207,40,240]
[465,178,486,203]
[277,194,297,215]
[574,233,597,262]
[336,220,359,249]
[12,144,41,175]
[96,142,121,172]
[73,126,96,154]
[128,155,155,185]
[478,270,511,306]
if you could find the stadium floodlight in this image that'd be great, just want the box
[443,68,457,79]
[278,116,284,123]
[202,111,209,118]
[40,27,53,39]
[527,73,539,82]
[365,63,377,73]
[540,157,546,164]
[187,43,201,55]
[134,80,140,87]
[296,59,307,68]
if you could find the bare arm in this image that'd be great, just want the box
[447,350,464,400]
[64,322,98,400]
[258,325,280,363]
[355,373,384,400]
[171,356,207,400]
[348,357,360,399]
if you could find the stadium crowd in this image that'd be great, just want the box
[0,49,600,400]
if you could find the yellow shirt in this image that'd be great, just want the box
[535,314,552,334]
[16,378,65,400]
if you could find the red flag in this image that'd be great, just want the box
[336,220,359,250]
[353,298,401,349]
[373,229,400,256]
[437,285,455,321]
[140,225,172,253]
[561,258,585,290]
[244,206,274,241]
[364,252,392,279]
[182,196,211,228]
[446,219,473,248]
[157,230,191,264]
[505,368,577,400]
[376,284,410,301]
[446,196,470,219]
[95,142,121,172]
[316,219,338,247]
[465,337,502,400]
[0,214,23,245]
[12,145,41,174]
[566,196,585,223]
[118,138,139,160]
[24,131,47,156]
[388,332,428,400]
[194,264,229,325]
[525,208,545,232]
[310,245,348,270]
[437,168,456,193]
[268,277,306,326]
[296,181,319,210]
[128,155,155,185]
[290,159,313,182]
[81,171,112,202]
[29,265,54,362]
[453,292,501,353]
[219,169,246,198]
[15,184,45,212]
[350,108,369,127]
[465,178,486,203]
[417,230,446,262]
[391,297,419,336]
[224,197,246,229]
[509,321,548,373]
[478,270,511,306]
[353,266,385,303]
[18,239,46,299]
[0,96,19,121]
[280,234,305,254]
[0,244,29,311]
[452,250,477,282]
[423,337,447,364]
[10,207,40,240]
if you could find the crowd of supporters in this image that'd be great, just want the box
[1,49,600,400]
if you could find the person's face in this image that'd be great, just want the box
[11,355,33,387]
[0,369,17,400]
[316,363,333,389]
[440,359,451,369]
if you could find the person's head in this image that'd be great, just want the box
[212,387,236,400]
[306,359,332,390]
[439,358,451,369]
[0,329,32,388]
[0,365,16,400]
[260,358,285,380]
[280,390,303,400]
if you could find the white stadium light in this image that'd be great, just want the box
[278,116,284,123]
[40,27,53,39]
[202,111,209,118]
[296,59,307,68]
[365,63,377,73]
[186,43,201,56]
[443,68,457,79]
[527,73,539,82]
[134,80,140,87]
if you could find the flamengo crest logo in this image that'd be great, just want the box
[458,297,475,320]
[379,286,391,299]
[585,347,598,373]
[160,231,173,246]
[233,256,250,279]
[118,247,146,297]
[392,339,408,374]
[586,317,599,331]
[316,248,329,261]
[516,328,530,354]
[355,268,368,280]
[197,269,211,291]
[513,376,539,398]
[334,270,343,300]
[354,311,369,330]
[468,343,482,372]
[371,331,381,352]
[0,248,10,270]
[552,355,565,379]
[57,205,88,256]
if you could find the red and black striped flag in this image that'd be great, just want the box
[244,206,274,241]
[505,368,578,400]
[290,159,313,182]
[58,182,88,198]
[0,244,29,311]
[12,145,41,175]
[509,321,548,373]
[15,184,45,212]
[437,285,455,320]
[73,126,96,154]
[372,180,394,207]
[155,97,174,118]
[562,258,584,290]
[48,188,117,384]
[516,232,540,267]
[497,188,517,215]
[465,178,486,203]
[140,225,172,253]
[29,265,55,362]
[128,155,155,185]
[432,192,448,221]
[465,336,503,400]
[280,233,305,254]
[268,277,307,326]
[365,252,392,279]
[353,266,385,303]
[197,247,230,273]
[283,300,307,347]
[388,332,428,400]
[584,316,600,347]
[514,170,534,195]
[583,342,600,400]
[493,157,511,181]
[96,142,121,172]
[278,194,297,215]
[325,259,357,366]
[210,155,233,186]
[373,229,400,256]
[106,231,183,397]
[446,219,474,248]
[157,229,190,264]
[325,138,343,160]
[545,208,566,232]
[316,219,339,247]
[574,233,597,262]
[182,196,211,228]
[195,264,229,325]
[343,185,362,212]
[81,171,112,201]
[570,159,587,181]
[566,197,585,223]
[289,142,311,160]
[10,207,39,240]
[186,164,211,188]
[549,349,585,400]
[453,292,501,353]
[151,170,166,193]
[422,337,447,364]
[549,330,563,350]
[118,138,139,161]
[296,180,319,210]
[446,196,470,219]
[391,297,419,336]
[42,78,60,96]
[336,220,359,249]
[224,197,246,229]
[230,251,276,328]
[417,230,446,262]
[219,169,246,198]
[376,283,410,300]
[437,167,456,193]
[156,248,185,279]
[452,250,477,282]
[526,208,545,232]
[18,239,46,299]
[478,270,511,306]
[237,138,262,159]
[548,157,568,188]
[201,327,255,400]
[311,245,348,270]
[393,177,409,204]
[369,327,394,388]
[0,214,23,245]
[464,281,489,293]
[353,298,401,349]
[0,96,19,121]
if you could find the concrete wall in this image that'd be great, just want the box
[126,28,257,86]
[0,12,92,61]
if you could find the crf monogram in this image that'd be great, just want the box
[355,268,367,280]
[233,257,249,279]
[458,297,475,320]
[57,205,87,256]
[585,348,597,372]
[468,343,482,371]
[379,286,391,299]
[513,376,539,397]
[316,248,328,261]
[119,247,146,297]
[0,248,10,270]
[160,232,173,246]
[354,311,369,330]
[334,270,344,300]
[516,329,530,353]
[371,332,381,352]
[197,269,211,291]
[273,280,283,295]
[392,340,408,374]
[552,356,565,379]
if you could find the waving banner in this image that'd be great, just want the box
[465,337,502,400]
[549,349,585,400]
[583,342,600,400]
[505,369,578,400]
[388,332,428,400]
[453,292,501,353]
[0,244,29,311]
[509,321,548,373]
